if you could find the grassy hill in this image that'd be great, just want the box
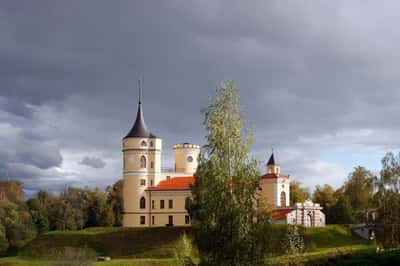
[0,225,376,266]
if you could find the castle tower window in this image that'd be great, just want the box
[280,191,286,207]
[140,156,147,168]
[151,161,154,168]
[187,156,193,163]
[141,140,147,147]
[150,141,153,147]
[140,197,146,209]
[140,179,146,186]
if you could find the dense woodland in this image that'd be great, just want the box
[0,179,123,254]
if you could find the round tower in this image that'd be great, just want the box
[173,143,200,175]
[122,91,161,227]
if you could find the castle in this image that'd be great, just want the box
[122,94,325,227]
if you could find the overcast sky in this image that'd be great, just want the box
[1,1,400,195]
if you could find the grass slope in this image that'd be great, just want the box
[21,227,191,259]
[0,225,376,266]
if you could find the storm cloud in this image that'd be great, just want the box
[1,1,400,193]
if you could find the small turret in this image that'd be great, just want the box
[266,152,280,174]
[173,143,200,175]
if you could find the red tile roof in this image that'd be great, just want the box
[271,208,293,220]
[147,176,194,191]
[260,173,289,180]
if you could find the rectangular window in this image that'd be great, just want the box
[185,215,190,225]
[151,161,154,168]
[160,200,165,209]
[152,200,155,209]
[168,199,173,209]
[168,215,173,225]
[150,180,154,186]
[140,216,145,225]
[140,179,146,186]
[152,216,155,225]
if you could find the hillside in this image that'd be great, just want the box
[0,225,376,265]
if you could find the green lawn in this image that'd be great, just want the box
[0,225,377,266]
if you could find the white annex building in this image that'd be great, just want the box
[122,94,325,227]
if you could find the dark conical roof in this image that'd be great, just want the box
[267,153,276,165]
[124,97,157,139]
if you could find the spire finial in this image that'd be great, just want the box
[138,79,142,104]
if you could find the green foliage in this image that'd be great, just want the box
[375,152,400,248]
[174,233,195,266]
[0,224,9,253]
[328,196,355,225]
[282,225,304,255]
[289,181,309,205]
[87,190,114,227]
[188,81,270,266]
[107,179,124,226]
[343,166,375,221]
[312,184,335,210]
[0,202,37,251]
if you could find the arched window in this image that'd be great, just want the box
[140,197,146,209]
[140,156,147,168]
[141,140,147,147]
[280,191,286,207]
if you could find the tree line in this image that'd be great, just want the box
[290,153,400,248]
[0,179,123,254]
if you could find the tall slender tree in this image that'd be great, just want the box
[188,81,270,266]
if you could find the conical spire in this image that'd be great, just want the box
[124,83,156,139]
[267,152,276,166]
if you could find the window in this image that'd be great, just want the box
[166,176,171,180]
[141,140,147,147]
[151,161,154,169]
[185,197,191,210]
[168,199,173,209]
[185,215,190,225]
[140,179,146,186]
[280,191,286,207]
[140,216,145,225]
[150,141,153,147]
[160,200,165,209]
[140,197,146,209]
[150,180,153,186]
[168,215,173,225]
[152,200,155,209]
[152,216,155,225]
[187,156,193,163]
[140,156,147,168]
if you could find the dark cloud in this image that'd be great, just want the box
[79,156,106,169]
[1,1,400,191]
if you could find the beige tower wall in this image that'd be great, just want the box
[123,137,162,227]
[259,179,278,208]
[173,144,200,175]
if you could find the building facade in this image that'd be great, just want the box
[122,94,325,227]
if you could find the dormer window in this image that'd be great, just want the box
[141,140,147,147]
